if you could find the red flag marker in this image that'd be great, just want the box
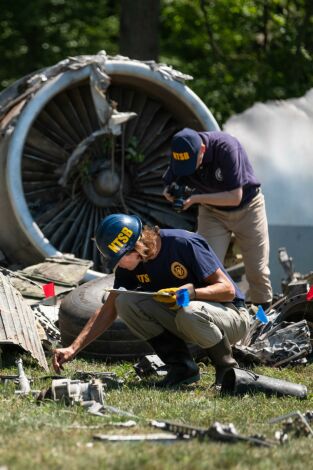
[43,282,55,298]
[306,285,313,302]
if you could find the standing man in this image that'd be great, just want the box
[52,214,250,388]
[163,128,272,310]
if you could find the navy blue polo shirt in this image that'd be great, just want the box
[114,229,244,302]
[163,131,260,211]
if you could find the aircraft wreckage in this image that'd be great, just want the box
[0,51,219,271]
[0,53,312,366]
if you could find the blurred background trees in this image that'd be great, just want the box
[0,0,312,123]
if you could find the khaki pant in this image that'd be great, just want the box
[115,293,251,348]
[197,192,272,304]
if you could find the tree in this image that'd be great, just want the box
[0,0,312,123]
[0,0,119,89]
[119,0,160,60]
[160,0,313,122]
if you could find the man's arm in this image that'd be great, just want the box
[52,292,118,373]
[192,268,236,302]
[183,187,242,210]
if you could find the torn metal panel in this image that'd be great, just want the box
[32,304,61,346]
[0,272,49,370]
[9,276,73,300]
[19,255,93,286]
[234,319,311,367]
[3,255,93,301]
[22,256,93,286]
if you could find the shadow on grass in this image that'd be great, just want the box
[124,378,215,394]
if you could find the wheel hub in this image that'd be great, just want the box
[83,166,121,208]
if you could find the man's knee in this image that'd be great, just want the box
[175,309,199,332]
[115,293,132,319]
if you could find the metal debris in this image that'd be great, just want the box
[94,433,178,442]
[15,358,31,395]
[151,420,274,447]
[72,371,124,389]
[87,402,139,419]
[0,272,48,370]
[44,421,136,430]
[269,410,313,443]
[234,319,312,367]
[279,247,313,295]
[93,420,273,446]
[19,255,93,287]
[49,378,106,406]
[234,272,313,367]
[221,367,307,399]
[32,304,61,346]
[3,255,93,302]
[134,354,167,377]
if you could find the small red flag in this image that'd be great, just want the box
[306,286,313,302]
[43,282,55,298]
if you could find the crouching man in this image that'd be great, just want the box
[52,213,250,388]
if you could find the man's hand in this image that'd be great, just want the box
[52,346,75,374]
[153,287,180,310]
[153,285,196,310]
[180,283,196,300]
[153,287,179,303]
[163,186,174,202]
[182,196,196,210]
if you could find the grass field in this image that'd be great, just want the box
[1,356,313,470]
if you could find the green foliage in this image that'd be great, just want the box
[126,137,145,164]
[0,0,119,89]
[160,0,313,122]
[0,0,312,122]
[1,358,313,469]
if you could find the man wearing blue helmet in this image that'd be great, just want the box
[163,128,272,310]
[53,213,250,388]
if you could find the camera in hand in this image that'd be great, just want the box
[168,182,194,212]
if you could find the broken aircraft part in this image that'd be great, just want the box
[72,370,124,389]
[134,354,167,377]
[269,410,313,442]
[32,304,61,347]
[234,319,312,367]
[276,292,313,330]
[48,378,105,406]
[15,358,31,395]
[0,52,219,270]
[150,420,273,446]
[5,255,93,301]
[221,367,307,399]
[0,272,49,370]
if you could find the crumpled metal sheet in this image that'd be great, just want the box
[0,272,49,370]
[6,255,93,301]
[9,276,73,301]
[17,255,93,286]
[234,318,312,367]
[0,50,192,134]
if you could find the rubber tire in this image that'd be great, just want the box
[59,275,153,361]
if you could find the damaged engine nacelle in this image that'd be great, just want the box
[0,52,219,270]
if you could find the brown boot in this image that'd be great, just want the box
[206,335,238,387]
[148,330,200,388]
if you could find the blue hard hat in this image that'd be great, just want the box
[95,214,142,270]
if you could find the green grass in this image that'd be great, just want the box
[1,357,313,470]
